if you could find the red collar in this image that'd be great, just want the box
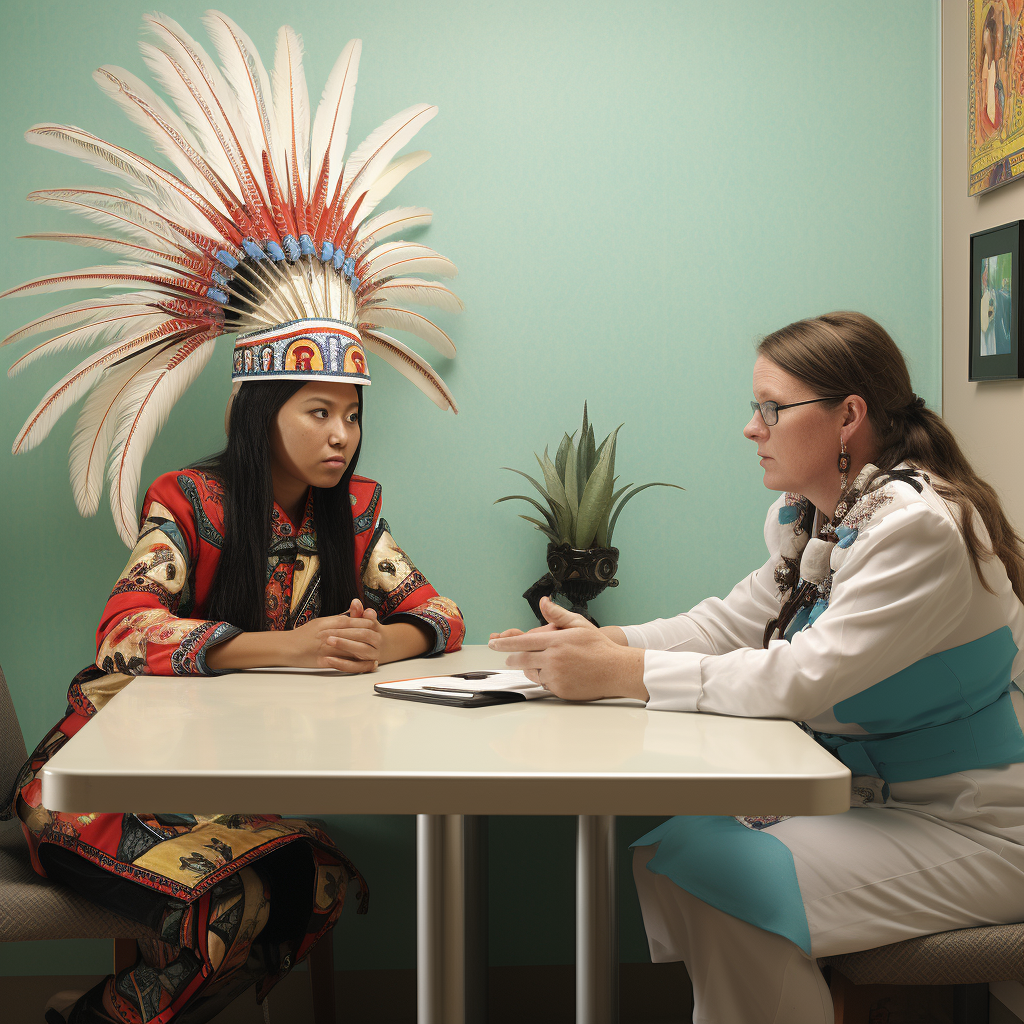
[271,489,316,541]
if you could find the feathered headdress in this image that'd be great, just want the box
[2,10,462,545]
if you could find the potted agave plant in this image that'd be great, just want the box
[497,403,683,625]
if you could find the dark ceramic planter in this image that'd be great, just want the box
[523,543,620,626]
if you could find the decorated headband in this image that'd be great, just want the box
[1,11,462,546]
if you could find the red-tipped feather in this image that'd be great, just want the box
[310,152,329,242]
[262,150,298,241]
[0,265,219,302]
[332,190,366,252]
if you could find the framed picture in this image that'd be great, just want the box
[970,220,1022,380]
[968,0,1024,196]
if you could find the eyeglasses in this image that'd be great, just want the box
[749,397,831,426]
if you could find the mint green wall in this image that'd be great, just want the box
[0,0,939,976]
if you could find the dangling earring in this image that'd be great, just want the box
[835,436,851,521]
[837,436,850,490]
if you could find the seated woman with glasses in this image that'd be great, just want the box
[489,311,1024,1024]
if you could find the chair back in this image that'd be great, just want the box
[0,664,29,805]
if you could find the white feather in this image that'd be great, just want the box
[272,25,310,202]
[108,333,215,545]
[202,10,285,201]
[12,319,195,455]
[359,277,464,314]
[354,151,430,223]
[2,294,168,347]
[311,38,361,203]
[28,189,181,248]
[9,312,168,375]
[26,125,219,237]
[141,13,263,208]
[326,265,345,321]
[70,347,168,516]
[358,242,457,285]
[353,206,432,255]
[20,233,199,271]
[357,305,455,358]
[136,43,238,216]
[0,264,210,301]
[28,188,228,260]
[92,66,224,212]
[341,105,436,216]
[360,329,457,413]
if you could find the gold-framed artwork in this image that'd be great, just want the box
[969,0,1024,196]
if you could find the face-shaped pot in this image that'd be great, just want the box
[546,543,619,607]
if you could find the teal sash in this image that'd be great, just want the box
[817,627,1024,782]
[632,816,813,953]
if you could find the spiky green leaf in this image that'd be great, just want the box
[501,467,560,517]
[564,440,579,514]
[605,425,620,484]
[494,494,558,531]
[576,425,589,503]
[607,482,685,545]
[575,425,622,548]
[518,515,560,543]
[595,482,631,547]
[586,424,597,476]
[537,450,572,540]
[555,432,573,484]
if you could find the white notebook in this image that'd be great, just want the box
[374,670,549,707]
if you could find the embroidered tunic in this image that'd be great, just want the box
[6,469,464,975]
[92,468,464,679]
[627,465,1024,979]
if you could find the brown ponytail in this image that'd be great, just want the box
[758,311,1024,601]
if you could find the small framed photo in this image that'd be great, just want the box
[970,220,1022,381]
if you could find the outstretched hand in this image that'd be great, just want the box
[487,597,648,702]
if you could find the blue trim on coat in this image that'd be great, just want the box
[631,816,812,954]
[816,690,1024,783]
[814,626,1024,783]
[834,626,1018,733]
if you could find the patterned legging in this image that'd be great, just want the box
[40,845,337,1024]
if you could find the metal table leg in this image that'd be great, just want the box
[576,815,618,1024]
[417,814,445,1024]
[417,814,489,1024]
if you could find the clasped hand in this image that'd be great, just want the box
[488,596,647,702]
[291,598,382,673]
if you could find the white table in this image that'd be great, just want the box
[41,646,851,1024]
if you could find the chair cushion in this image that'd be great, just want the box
[0,818,155,942]
[819,923,1024,985]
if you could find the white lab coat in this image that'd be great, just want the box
[626,466,1024,1023]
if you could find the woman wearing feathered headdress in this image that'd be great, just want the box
[2,12,464,1022]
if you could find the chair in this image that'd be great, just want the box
[0,663,338,1023]
[820,923,1024,1024]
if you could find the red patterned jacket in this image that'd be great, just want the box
[6,469,463,898]
[92,469,464,678]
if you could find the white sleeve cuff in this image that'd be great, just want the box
[620,624,648,648]
[642,649,706,712]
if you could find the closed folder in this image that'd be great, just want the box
[374,670,549,707]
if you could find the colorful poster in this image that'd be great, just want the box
[969,0,1024,195]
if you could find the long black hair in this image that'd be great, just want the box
[195,379,364,631]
